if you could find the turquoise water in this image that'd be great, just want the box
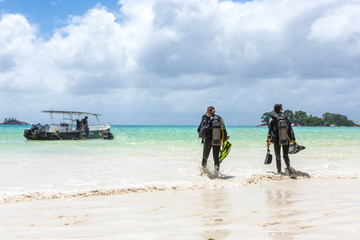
[1,125,360,201]
[2,125,359,151]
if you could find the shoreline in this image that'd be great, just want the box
[3,169,360,204]
[0,171,312,204]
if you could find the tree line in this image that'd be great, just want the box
[261,110,356,127]
[1,118,29,125]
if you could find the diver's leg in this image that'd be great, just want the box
[201,138,212,167]
[273,143,282,173]
[212,145,221,171]
[282,144,291,169]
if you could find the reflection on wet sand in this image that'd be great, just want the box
[266,189,295,240]
[200,188,231,240]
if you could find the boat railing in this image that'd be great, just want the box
[49,124,110,133]
[89,124,110,131]
[49,124,74,133]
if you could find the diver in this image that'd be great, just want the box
[197,106,227,176]
[76,119,82,131]
[73,119,82,139]
[267,104,297,174]
[102,129,114,140]
[81,116,89,137]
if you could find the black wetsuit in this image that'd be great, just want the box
[198,114,226,171]
[81,118,89,137]
[74,120,82,139]
[267,113,296,173]
[103,131,114,139]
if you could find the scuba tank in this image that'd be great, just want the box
[276,114,288,145]
[211,116,222,146]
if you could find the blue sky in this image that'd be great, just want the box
[0,0,121,37]
[1,0,360,125]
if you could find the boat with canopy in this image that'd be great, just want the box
[24,110,112,140]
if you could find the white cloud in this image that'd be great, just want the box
[0,14,36,72]
[308,2,360,55]
[1,0,360,124]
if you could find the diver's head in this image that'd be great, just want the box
[274,104,283,114]
[207,106,216,115]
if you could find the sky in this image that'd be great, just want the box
[1,0,360,125]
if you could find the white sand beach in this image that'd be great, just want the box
[1,178,359,240]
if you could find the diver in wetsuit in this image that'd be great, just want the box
[74,119,82,139]
[197,106,227,175]
[102,129,114,139]
[267,104,297,173]
[81,116,89,137]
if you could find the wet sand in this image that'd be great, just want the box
[1,178,360,240]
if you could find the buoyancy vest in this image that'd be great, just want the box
[275,114,288,145]
[211,115,222,146]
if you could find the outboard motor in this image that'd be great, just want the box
[30,123,41,132]
[38,124,49,133]
[24,123,49,140]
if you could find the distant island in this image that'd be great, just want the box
[260,110,359,127]
[0,118,29,125]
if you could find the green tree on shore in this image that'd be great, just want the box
[260,110,355,126]
[303,116,324,126]
[261,111,275,124]
[1,118,28,125]
[293,111,307,125]
[322,112,354,126]
[283,110,294,122]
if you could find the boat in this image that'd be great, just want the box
[24,110,112,140]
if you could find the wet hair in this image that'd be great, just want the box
[207,106,215,114]
[274,104,283,114]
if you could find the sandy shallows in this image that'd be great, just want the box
[1,178,359,240]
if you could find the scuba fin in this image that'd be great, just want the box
[288,143,305,154]
[287,136,305,154]
[219,141,232,163]
[264,148,272,165]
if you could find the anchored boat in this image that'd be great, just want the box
[24,110,112,140]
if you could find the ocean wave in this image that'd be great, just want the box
[2,170,359,204]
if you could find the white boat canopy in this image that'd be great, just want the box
[42,110,102,124]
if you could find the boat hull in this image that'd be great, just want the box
[24,129,104,140]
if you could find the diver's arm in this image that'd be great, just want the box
[197,115,206,133]
[219,116,226,128]
[219,116,229,140]
[287,118,297,144]
[267,118,273,147]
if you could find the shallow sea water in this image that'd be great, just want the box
[1,125,360,202]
